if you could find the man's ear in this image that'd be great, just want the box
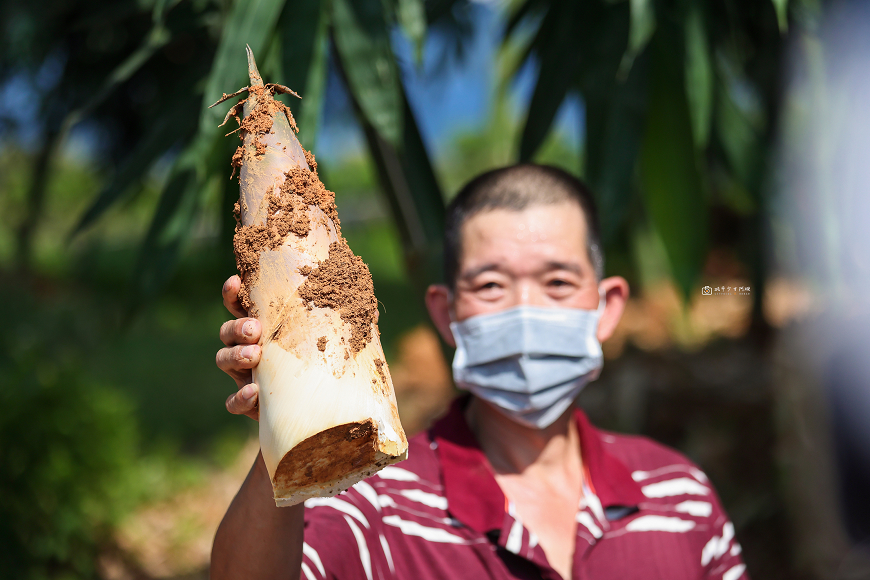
[425,284,456,348]
[597,276,629,343]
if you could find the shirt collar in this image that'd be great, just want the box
[429,396,645,533]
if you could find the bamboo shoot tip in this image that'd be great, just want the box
[246,45,264,87]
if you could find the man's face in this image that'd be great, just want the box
[426,201,628,347]
[453,201,599,321]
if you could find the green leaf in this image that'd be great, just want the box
[277,0,321,93]
[771,0,788,33]
[72,94,200,235]
[425,0,466,23]
[350,85,445,288]
[152,0,181,24]
[584,56,647,245]
[505,0,546,38]
[298,24,328,151]
[201,0,288,130]
[332,0,404,147]
[617,0,655,78]
[518,1,627,161]
[683,4,712,149]
[716,78,763,194]
[278,0,328,149]
[518,4,585,161]
[639,32,707,299]
[398,93,446,248]
[131,139,207,306]
[63,24,171,131]
[397,0,427,64]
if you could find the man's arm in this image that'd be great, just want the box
[211,275,304,580]
[211,450,304,580]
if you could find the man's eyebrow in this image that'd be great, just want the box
[545,261,583,275]
[459,263,501,280]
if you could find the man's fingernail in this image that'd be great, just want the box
[242,385,256,400]
[223,279,231,293]
[243,321,255,336]
[241,345,257,359]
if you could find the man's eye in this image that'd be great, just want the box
[549,279,570,287]
[479,282,500,290]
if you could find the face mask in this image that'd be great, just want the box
[449,296,605,429]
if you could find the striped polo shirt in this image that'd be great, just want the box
[301,397,748,580]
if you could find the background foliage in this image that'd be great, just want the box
[2,0,858,578]
[1,0,809,299]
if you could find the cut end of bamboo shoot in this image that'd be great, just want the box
[215,48,408,506]
[272,420,408,507]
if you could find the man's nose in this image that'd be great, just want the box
[515,280,547,307]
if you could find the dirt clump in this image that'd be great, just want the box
[374,359,387,384]
[317,336,327,352]
[226,85,298,178]
[233,184,311,313]
[279,156,339,233]
[298,240,377,353]
[232,148,341,315]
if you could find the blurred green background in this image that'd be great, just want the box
[2,0,867,578]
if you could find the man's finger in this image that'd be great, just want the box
[226,383,259,420]
[219,318,261,347]
[222,275,247,318]
[216,344,260,381]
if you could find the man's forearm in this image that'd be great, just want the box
[212,451,304,580]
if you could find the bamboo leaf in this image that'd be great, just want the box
[152,0,181,24]
[684,4,712,149]
[518,4,584,161]
[397,0,427,64]
[771,0,788,33]
[585,56,648,245]
[131,140,207,306]
[63,24,171,131]
[279,0,329,150]
[332,0,403,147]
[617,0,655,78]
[639,32,707,299]
[201,0,287,130]
[717,78,763,194]
[277,0,321,93]
[519,69,576,162]
[298,26,328,151]
[346,80,445,288]
[398,93,446,248]
[505,0,546,38]
[425,0,467,23]
[72,95,200,235]
[518,1,627,161]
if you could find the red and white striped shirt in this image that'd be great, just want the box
[301,396,749,580]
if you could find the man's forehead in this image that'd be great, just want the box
[460,202,588,243]
[457,202,592,272]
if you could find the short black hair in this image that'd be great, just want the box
[443,163,604,290]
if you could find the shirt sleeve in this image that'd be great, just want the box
[700,483,749,580]
[300,483,394,580]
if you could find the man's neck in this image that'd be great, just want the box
[464,397,583,480]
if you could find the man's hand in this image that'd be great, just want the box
[216,275,261,420]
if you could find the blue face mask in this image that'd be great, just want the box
[449,297,605,429]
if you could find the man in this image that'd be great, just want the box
[212,164,748,579]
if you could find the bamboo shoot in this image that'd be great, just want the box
[211,46,408,507]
